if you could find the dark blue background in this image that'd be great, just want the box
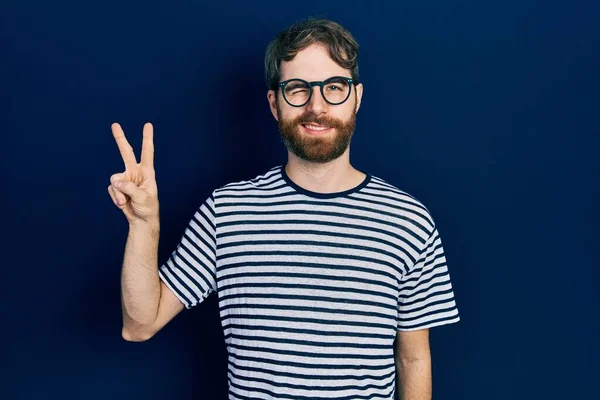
[2,1,598,399]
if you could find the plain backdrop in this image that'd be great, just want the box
[1,1,598,399]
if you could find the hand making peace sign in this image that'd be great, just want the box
[108,122,159,224]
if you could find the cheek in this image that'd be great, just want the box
[278,107,303,122]
[332,105,355,120]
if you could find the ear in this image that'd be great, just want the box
[267,90,279,121]
[354,83,363,114]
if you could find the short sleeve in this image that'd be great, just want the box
[397,226,460,331]
[158,192,217,309]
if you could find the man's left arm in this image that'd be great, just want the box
[394,329,432,400]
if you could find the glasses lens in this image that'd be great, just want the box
[283,80,310,106]
[323,77,351,104]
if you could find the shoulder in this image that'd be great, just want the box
[213,165,285,198]
[365,173,436,233]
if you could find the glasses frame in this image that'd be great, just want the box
[278,76,357,107]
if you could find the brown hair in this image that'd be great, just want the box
[264,17,360,90]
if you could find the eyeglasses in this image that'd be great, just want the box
[278,76,356,107]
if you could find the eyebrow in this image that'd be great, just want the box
[282,76,352,82]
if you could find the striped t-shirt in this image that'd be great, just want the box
[158,164,460,400]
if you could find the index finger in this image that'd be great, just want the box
[140,122,154,167]
[111,123,138,169]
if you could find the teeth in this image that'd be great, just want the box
[304,124,329,131]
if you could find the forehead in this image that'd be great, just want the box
[279,43,350,82]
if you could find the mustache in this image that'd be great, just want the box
[294,114,341,128]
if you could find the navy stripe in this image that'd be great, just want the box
[397,299,458,320]
[218,282,398,302]
[226,338,393,355]
[218,292,395,313]
[228,359,396,381]
[228,352,396,370]
[222,323,396,340]
[218,260,400,282]
[220,313,397,331]
[218,270,398,292]
[398,314,460,330]
[219,302,395,321]
[228,376,395,400]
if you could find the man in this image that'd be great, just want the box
[108,18,460,400]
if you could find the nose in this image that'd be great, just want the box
[305,85,328,115]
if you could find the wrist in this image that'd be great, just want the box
[129,216,160,232]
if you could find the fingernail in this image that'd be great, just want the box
[115,181,122,188]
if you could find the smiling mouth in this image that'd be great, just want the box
[301,123,332,133]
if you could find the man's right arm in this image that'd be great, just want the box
[120,218,184,342]
[108,122,186,341]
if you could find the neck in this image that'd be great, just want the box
[285,151,366,194]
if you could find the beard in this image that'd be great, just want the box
[277,103,356,164]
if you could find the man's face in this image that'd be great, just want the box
[267,43,363,163]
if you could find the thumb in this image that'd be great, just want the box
[114,180,144,202]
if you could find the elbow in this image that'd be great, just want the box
[122,326,154,342]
